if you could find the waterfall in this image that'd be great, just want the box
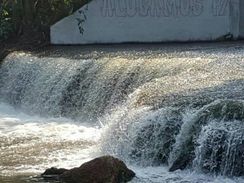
[100,100,244,176]
[169,100,244,176]
[0,53,147,120]
[1,48,244,181]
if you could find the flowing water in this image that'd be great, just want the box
[1,44,244,182]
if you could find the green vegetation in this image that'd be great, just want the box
[0,0,90,41]
[0,2,13,41]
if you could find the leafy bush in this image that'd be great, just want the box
[0,0,91,41]
[0,6,13,41]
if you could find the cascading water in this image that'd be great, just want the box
[1,45,244,183]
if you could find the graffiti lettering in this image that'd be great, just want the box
[101,0,204,17]
[212,0,229,16]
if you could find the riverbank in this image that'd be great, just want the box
[0,32,48,64]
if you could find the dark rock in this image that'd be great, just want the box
[41,156,135,183]
[60,156,135,183]
[169,150,193,172]
[41,167,68,180]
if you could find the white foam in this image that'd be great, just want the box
[130,166,244,183]
[0,102,101,175]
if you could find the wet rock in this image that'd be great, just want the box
[131,108,183,165]
[193,125,244,176]
[42,156,135,183]
[41,167,68,180]
[60,156,135,183]
[168,100,244,176]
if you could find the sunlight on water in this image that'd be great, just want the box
[1,44,244,182]
[0,103,101,176]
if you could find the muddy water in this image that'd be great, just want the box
[1,43,244,182]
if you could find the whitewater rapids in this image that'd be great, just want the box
[1,43,244,182]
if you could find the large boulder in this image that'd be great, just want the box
[42,156,135,183]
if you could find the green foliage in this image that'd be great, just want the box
[0,0,90,40]
[0,5,13,41]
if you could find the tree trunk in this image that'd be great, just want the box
[22,0,35,32]
[11,0,24,35]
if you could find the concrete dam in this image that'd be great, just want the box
[51,0,244,44]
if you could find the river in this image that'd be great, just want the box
[0,43,244,182]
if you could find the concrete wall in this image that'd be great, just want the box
[51,0,241,44]
[239,0,244,37]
